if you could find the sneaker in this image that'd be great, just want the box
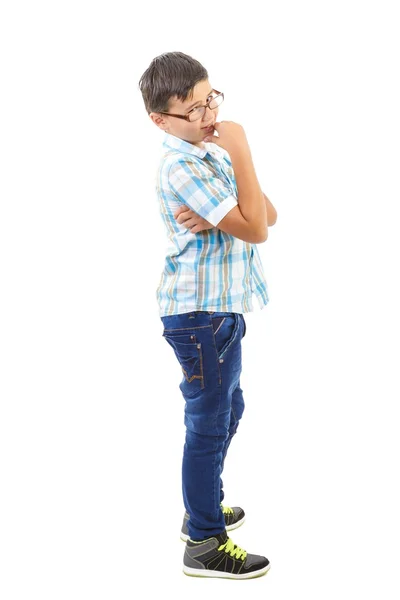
[183,530,270,579]
[180,504,245,542]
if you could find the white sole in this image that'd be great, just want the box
[183,563,270,579]
[180,515,246,542]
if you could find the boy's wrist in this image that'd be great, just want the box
[229,146,252,164]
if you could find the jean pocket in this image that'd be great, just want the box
[211,316,226,336]
[211,314,238,360]
[162,329,198,344]
[163,334,205,397]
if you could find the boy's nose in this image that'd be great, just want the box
[202,106,214,122]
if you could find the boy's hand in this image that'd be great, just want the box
[174,205,214,233]
[204,121,250,159]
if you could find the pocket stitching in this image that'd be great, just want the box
[213,317,226,336]
[181,342,205,392]
[165,337,205,395]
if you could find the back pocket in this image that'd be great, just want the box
[163,334,205,397]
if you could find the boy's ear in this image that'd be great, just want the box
[149,112,168,131]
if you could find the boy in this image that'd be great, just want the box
[138,52,277,579]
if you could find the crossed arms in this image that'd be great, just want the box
[174,192,277,236]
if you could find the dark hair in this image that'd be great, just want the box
[138,51,209,115]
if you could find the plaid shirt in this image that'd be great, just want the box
[155,132,269,317]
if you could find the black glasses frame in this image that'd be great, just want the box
[158,89,224,122]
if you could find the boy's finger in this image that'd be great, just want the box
[174,205,185,217]
[174,205,190,218]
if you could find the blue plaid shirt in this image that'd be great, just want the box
[155,132,269,317]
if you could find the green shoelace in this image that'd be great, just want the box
[218,537,247,560]
[221,504,234,515]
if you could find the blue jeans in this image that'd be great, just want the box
[160,310,246,541]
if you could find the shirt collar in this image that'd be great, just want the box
[162,132,210,158]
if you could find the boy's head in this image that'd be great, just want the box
[138,51,222,148]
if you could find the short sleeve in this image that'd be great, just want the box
[168,158,238,227]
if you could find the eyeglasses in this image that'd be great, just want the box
[159,89,224,123]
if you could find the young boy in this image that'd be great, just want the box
[138,51,277,579]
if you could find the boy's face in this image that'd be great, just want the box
[150,79,219,148]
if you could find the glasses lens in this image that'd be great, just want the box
[188,106,205,122]
[209,93,223,109]
[188,93,224,122]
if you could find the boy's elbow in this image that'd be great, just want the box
[255,226,268,244]
[268,211,278,227]
[259,212,278,241]
[256,211,278,242]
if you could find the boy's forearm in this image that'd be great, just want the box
[230,150,268,240]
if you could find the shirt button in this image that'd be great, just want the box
[219,358,224,363]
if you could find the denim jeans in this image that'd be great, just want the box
[160,310,246,541]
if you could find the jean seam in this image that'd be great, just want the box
[209,317,222,385]
[213,382,223,527]
[163,325,210,332]
[212,434,218,524]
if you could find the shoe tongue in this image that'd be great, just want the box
[215,530,228,545]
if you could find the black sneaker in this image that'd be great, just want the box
[183,530,270,579]
[180,504,245,542]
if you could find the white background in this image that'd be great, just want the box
[1,1,400,598]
